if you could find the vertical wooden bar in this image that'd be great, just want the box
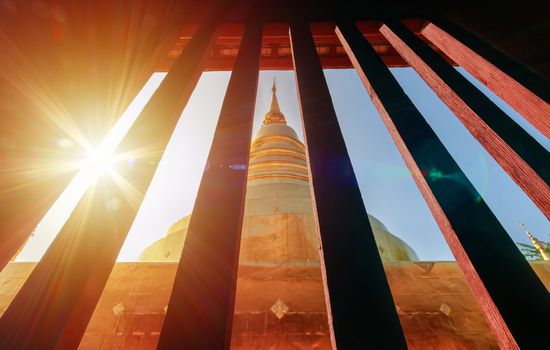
[0,171,75,268]
[0,9,222,349]
[422,18,550,138]
[289,20,407,350]
[380,21,550,219]
[0,16,184,272]
[336,20,550,350]
[157,20,263,350]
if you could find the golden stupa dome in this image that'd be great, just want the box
[139,80,418,263]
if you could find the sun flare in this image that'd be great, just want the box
[80,147,117,178]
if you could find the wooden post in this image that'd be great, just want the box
[422,18,550,138]
[380,21,550,219]
[157,20,263,350]
[0,8,222,349]
[289,20,407,350]
[0,9,184,272]
[336,20,550,350]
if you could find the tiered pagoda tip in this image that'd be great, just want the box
[519,223,549,261]
[263,78,287,125]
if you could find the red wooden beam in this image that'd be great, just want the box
[289,19,407,349]
[336,20,550,350]
[157,20,263,350]
[380,21,550,219]
[156,20,447,71]
[422,19,550,138]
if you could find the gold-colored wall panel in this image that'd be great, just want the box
[2,262,547,349]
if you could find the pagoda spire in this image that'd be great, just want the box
[519,222,549,260]
[263,78,286,125]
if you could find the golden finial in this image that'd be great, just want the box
[519,222,549,261]
[263,78,286,125]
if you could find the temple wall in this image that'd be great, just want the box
[1,261,548,349]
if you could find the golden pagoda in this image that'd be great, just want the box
[140,81,419,264]
[139,80,418,348]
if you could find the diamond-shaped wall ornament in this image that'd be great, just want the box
[270,299,289,319]
[112,302,125,316]
[439,303,452,316]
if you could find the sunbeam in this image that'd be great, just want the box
[15,73,166,261]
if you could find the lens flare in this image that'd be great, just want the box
[80,147,117,178]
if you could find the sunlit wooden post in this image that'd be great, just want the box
[379,21,550,219]
[289,20,407,349]
[0,14,183,272]
[336,20,550,350]
[0,173,75,269]
[0,8,222,349]
[422,18,550,138]
[157,20,263,350]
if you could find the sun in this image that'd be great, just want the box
[80,147,117,178]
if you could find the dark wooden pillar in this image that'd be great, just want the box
[157,20,263,350]
[0,8,222,349]
[423,18,550,138]
[289,20,407,350]
[336,20,550,350]
[380,21,550,219]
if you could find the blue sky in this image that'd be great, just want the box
[18,68,549,262]
[120,68,548,261]
[326,68,549,260]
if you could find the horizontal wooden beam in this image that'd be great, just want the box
[157,20,456,71]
